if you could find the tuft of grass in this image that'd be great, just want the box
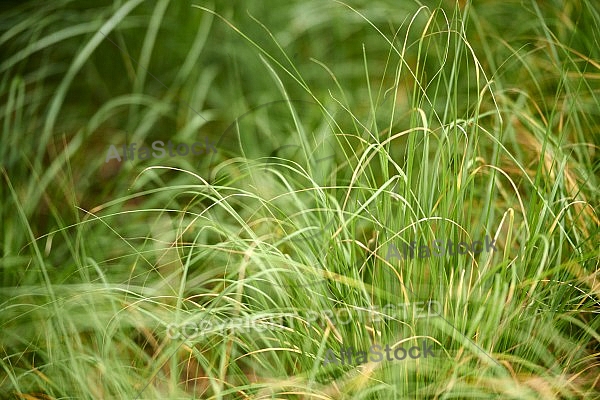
[1,0,599,398]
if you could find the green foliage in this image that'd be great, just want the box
[1,0,599,398]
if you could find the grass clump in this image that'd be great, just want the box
[0,0,599,398]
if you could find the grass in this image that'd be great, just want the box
[1,0,599,398]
